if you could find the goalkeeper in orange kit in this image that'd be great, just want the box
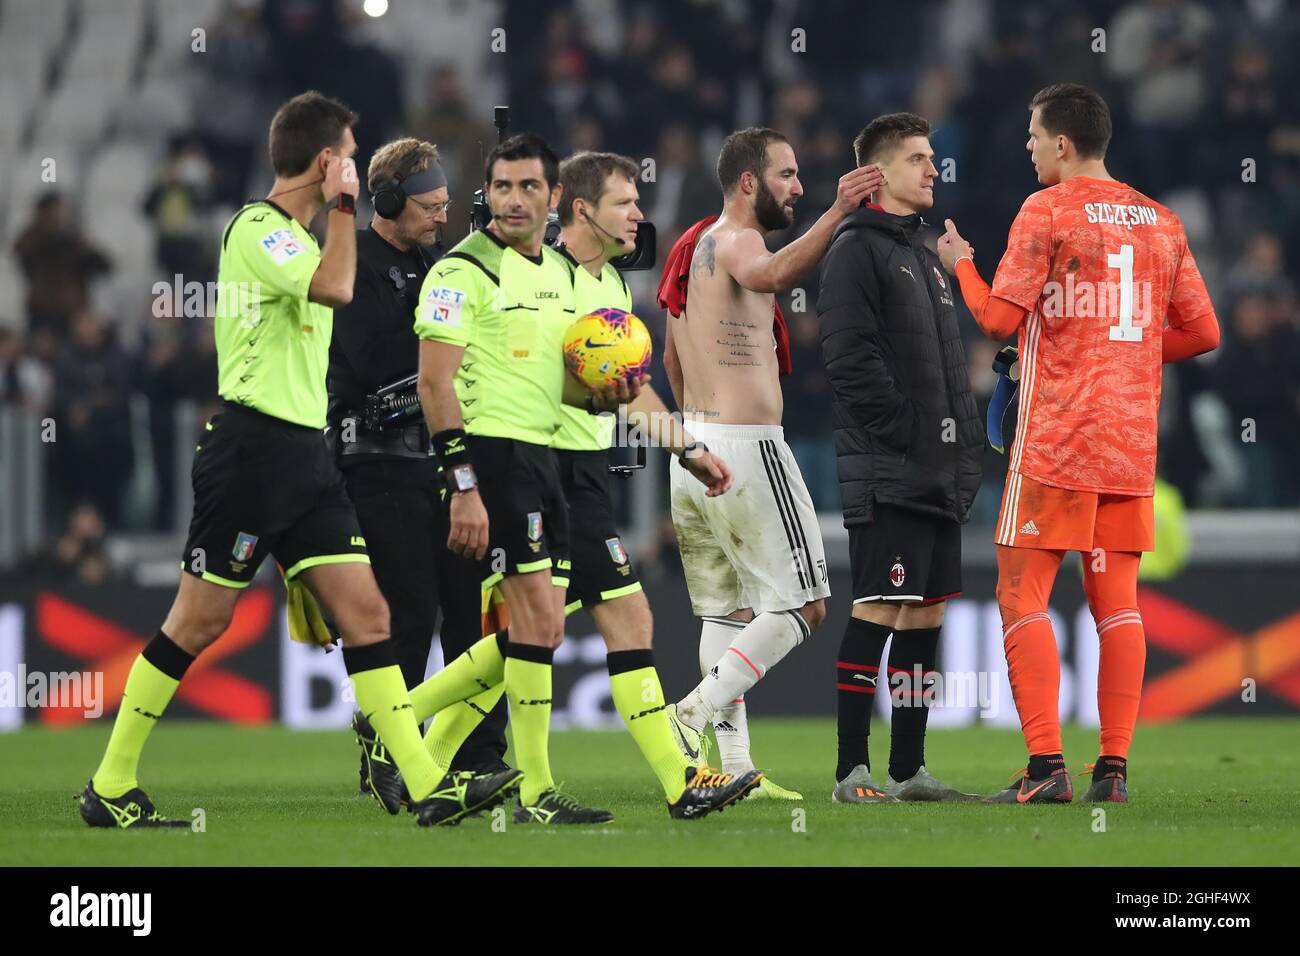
[937,84,1220,803]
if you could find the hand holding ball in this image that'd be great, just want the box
[562,308,653,389]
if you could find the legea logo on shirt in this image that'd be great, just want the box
[424,287,466,327]
[260,228,303,264]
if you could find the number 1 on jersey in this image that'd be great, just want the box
[1107,243,1142,342]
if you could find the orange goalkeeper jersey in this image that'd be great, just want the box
[989,176,1214,496]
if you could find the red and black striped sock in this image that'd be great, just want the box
[1029,753,1066,780]
[887,625,941,783]
[835,617,892,782]
[1093,754,1127,782]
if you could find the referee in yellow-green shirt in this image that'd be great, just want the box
[79,91,485,829]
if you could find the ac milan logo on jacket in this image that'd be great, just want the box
[933,265,947,289]
[890,559,906,587]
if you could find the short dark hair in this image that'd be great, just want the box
[717,127,788,193]
[485,133,560,189]
[268,91,358,176]
[557,151,639,225]
[1029,83,1112,159]
[853,112,931,167]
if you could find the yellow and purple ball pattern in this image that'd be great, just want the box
[562,307,653,389]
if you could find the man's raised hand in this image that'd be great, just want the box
[834,164,885,215]
[324,156,360,203]
[937,218,974,274]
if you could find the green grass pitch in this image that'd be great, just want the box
[4,718,1297,866]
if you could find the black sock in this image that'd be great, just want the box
[1094,755,1127,781]
[835,617,892,782]
[887,625,940,783]
[1028,753,1066,780]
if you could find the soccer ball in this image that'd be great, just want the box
[562,307,653,389]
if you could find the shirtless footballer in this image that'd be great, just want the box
[661,127,881,798]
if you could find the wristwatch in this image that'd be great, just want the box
[678,441,708,465]
[329,193,356,215]
[447,463,477,494]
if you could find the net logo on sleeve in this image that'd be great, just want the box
[260,228,303,264]
[423,287,466,327]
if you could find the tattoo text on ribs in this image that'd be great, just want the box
[715,316,761,367]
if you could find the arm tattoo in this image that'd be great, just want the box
[690,235,716,277]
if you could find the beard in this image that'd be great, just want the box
[755,177,794,231]
[400,222,438,248]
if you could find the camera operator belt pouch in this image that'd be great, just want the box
[332,422,429,461]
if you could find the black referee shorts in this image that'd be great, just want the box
[849,504,962,606]
[554,448,641,611]
[469,435,569,584]
[181,402,368,588]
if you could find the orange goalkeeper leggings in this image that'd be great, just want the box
[995,546,1146,760]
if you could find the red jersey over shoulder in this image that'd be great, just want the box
[989,177,1213,496]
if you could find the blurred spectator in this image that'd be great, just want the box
[567,116,607,153]
[790,123,851,237]
[1209,44,1277,177]
[11,194,113,336]
[1106,0,1216,191]
[409,65,495,242]
[913,68,967,207]
[261,0,347,95]
[196,0,275,205]
[138,301,219,531]
[37,503,114,586]
[50,311,135,527]
[0,329,54,414]
[144,136,219,280]
[261,0,403,167]
[782,311,837,510]
[1211,294,1300,506]
[1223,231,1296,306]
[645,124,718,251]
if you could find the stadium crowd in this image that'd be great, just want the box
[1,0,1296,560]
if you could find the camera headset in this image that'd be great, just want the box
[371,149,448,220]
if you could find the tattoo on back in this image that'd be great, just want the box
[690,236,716,278]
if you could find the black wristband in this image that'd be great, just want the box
[433,428,470,466]
[330,193,356,215]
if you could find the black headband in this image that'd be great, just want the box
[399,161,447,195]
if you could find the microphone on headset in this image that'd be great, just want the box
[581,208,628,246]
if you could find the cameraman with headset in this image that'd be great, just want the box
[328,138,510,800]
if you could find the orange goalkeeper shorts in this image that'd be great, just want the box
[996,470,1154,552]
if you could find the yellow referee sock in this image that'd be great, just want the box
[92,632,193,798]
[504,644,555,805]
[424,685,506,774]
[608,649,690,801]
[409,632,506,723]
[345,642,440,802]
